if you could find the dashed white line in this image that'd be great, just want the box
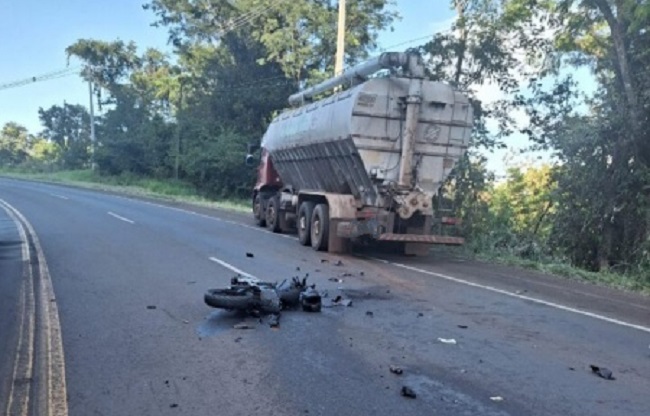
[50,194,69,200]
[373,258,650,334]
[209,256,258,279]
[107,211,135,224]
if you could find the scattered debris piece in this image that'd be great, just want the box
[315,269,321,272]
[332,295,342,303]
[438,338,457,345]
[401,386,417,399]
[329,277,343,283]
[590,365,615,380]
[366,311,374,317]
[490,396,504,402]
[334,260,343,266]
[389,365,403,375]
[568,367,575,371]
[170,403,179,408]
[246,252,254,258]
[340,272,353,277]
[182,320,189,324]
[359,271,365,276]
[296,266,301,271]
[457,324,468,329]
[164,380,169,385]
[234,323,255,330]
[417,313,424,318]
[515,290,528,295]
[146,305,157,310]
[268,314,280,328]
[301,287,322,312]
[234,337,242,343]
[187,281,196,285]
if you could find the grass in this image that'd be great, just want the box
[473,249,650,295]
[0,168,249,213]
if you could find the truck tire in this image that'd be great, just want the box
[266,195,282,233]
[204,288,258,310]
[297,201,315,246]
[311,204,329,251]
[253,194,266,227]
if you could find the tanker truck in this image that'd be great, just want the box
[246,51,473,255]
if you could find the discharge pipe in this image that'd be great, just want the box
[288,52,415,106]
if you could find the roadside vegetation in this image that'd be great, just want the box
[1,0,649,293]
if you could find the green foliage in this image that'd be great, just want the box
[0,122,31,166]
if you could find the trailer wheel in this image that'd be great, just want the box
[297,201,315,246]
[265,195,282,233]
[310,204,329,251]
[253,194,266,227]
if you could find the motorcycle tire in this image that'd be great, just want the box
[204,288,258,310]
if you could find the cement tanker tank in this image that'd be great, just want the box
[248,52,474,255]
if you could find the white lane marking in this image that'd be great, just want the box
[209,256,258,279]
[50,194,69,200]
[0,201,35,416]
[107,211,135,224]
[2,199,69,416]
[373,258,650,334]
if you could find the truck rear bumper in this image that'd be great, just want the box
[377,233,464,245]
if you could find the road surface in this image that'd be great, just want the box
[1,177,649,416]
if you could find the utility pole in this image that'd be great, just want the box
[88,76,96,171]
[174,77,184,180]
[334,0,346,76]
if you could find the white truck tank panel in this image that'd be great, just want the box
[262,77,473,204]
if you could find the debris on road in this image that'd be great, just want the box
[389,365,403,375]
[340,272,353,277]
[490,396,504,402]
[417,312,423,317]
[359,271,365,276]
[246,252,254,258]
[457,324,468,329]
[234,337,242,343]
[170,403,179,408]
[401,386,417,399]
[187,281,196,285]
[366,311,374,317]
[146,305,157,310]
[438,338,457,345]
[329,277,343,283]
[590,365,615,380]
[296,266,301,271]
[320,259,328,263]
[301,287,322,312]
[268,314,280,328]
[334,260,343,266]
[234,322,255,330]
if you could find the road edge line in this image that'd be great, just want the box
[373,257,650,334]
[0,199,69,416]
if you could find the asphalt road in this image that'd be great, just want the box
[1,177,649,416]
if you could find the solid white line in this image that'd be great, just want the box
[209,256,258,280]
[1,199,69,415]
[50,194,69,200]
[373,258,650,334]
[107,211,135,224]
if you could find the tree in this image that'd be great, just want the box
[38,103,91,169]
[0,122,31,166]
[144,0,398,80]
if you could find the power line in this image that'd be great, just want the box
[0,66,81,92]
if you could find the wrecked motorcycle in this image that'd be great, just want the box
[204,276,322,313]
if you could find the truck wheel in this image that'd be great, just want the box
[265,195,282,233]
[297,201,315,246]
[310,204,329,251]
[253,194,266,227]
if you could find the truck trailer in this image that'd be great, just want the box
[247,51,474,254]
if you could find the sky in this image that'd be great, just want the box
[0,0,591,175]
